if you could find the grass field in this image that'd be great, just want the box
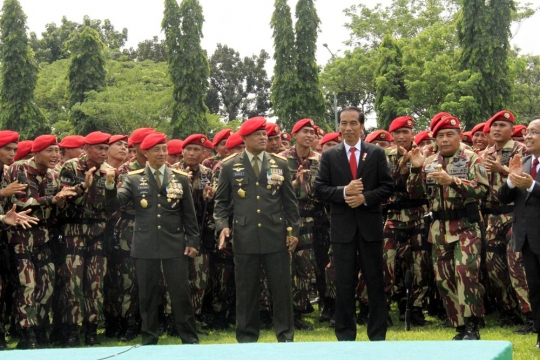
[6,307,537,359]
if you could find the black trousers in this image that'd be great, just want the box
[522,238,540,339]
[135,257,198,345]
[234,250,294,342]
[332,229,387,341]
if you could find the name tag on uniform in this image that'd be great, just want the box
[233,172,245,177]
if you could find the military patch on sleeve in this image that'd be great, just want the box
[128,169,144,176]
[222,153,239,162]
[270,153,287,161]
[172,169,189,177]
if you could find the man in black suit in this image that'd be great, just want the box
[105,132,200,345]
[314,107,394,341]
[499,117,540,348]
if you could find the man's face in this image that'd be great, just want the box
[144,144,168,168]
[294,127,315,150]
[392,128,414,149]
[266,135,282,154]
[65,147,85,160]
[183,144,204,167]
[216,139,229,158]
[472,131,488,150]
[372,140,392,149]
[243,130,267,154]
[35,145,61,170]
[339,110,364,146]
[435,129,461,156]
[281,140,291,149]
[167,153,182,165]
[231,144,245,154]
[0,143,18,165]
[128,146,136,159]
[490,121,513,144]
[418,139,434,149]
[85,144,109,165]
[322,141,339,151]
[524,120,540,156]
[108,140,128,163]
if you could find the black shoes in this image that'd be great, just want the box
[499,309,524,328]
[453,317,481,340]
[294,313,314,331]
[319,297,335,323]
[16,328,38,350]
[514,320,535,335]
[410,307,432,326]
[84,324,101,346]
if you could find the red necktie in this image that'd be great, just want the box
[532,158,539,179]
[350,147,357,179]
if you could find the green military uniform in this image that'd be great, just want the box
[214,150,299,342]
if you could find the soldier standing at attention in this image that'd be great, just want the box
[105,132,199,345]
[214,117,299,343]
[57,131,115,347]
[407,116,488,340]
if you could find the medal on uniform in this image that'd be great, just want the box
[267,185,271,190]
[140,199,148,208]
[238,188,246,198]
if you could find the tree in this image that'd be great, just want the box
[162,0,209,138]
[67,26,107,134]
[0,0,50,138]
[126,36,167,62]
[509,54,540,122]
[294,0,326,122]
[373,34,409,130]
[242,49,272,118]
[271,0,298,130]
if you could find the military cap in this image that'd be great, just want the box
[140,132,166,150]
[85,131,111,145]
[59,135,85,149]
[281,132,292,142]
[429,112,452,131]
[432,116,461,136]
[389,116,414,132]
[167,139,183,155]
[512,124,527,138]
[183,134,210,149]
[315,126,326,137]
[483,122,491,133]
[291,118,316,134]
[32,135,57,153]
[14,140,33,161]
[265,122,281,137]
[485,110,515,130]
[365,130,393,143]
[0,130,19,148]
[203,139,214,149]
[109,135,128,145]
[129,127,155,145]
[212,128,233,146]
[225,133,243,149]
[238,117,267,136]
[413,130,433,145]
[320,132,342,146]
[470,122,487,135]
[462,131,473,144]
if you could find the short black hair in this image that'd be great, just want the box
[339,106,365,124]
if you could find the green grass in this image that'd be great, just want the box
[5,308,539,359]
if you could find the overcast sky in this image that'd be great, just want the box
[18,0,540,68]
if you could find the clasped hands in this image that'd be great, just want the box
[345,179,365,208]
[507,155,535,189]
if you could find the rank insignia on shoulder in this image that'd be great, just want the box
[270,153,287,161]
[128,169,144,175]
[172,169,189,177]
[223,153,239,162]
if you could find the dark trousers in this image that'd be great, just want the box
[135,257,198,345]
[522,238,540,339]
[333,229,387,341]
[234,250,294,342]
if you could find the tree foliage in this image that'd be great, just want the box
[0,0,50,138]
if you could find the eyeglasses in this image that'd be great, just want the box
[524,130,540,136]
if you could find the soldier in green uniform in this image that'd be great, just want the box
[214,117,299,343]
[105,132,199,345]
[407,116,488,340]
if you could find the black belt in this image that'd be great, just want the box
[431,209,467,221]
[482,205,514,215]
[386,199,428,210]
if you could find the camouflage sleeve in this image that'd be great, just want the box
[447,157,488,200]
[406,168,426,200]
[60,162,85,205]
[9,164,51,209]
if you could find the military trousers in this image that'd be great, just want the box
[507,238,531,314]
[188,253,210,315]
[291,219,317,313]
[210,245,235,314]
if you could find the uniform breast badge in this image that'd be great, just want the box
[166,178,183,207]
[238,188,246,198]
[140,199,148,208]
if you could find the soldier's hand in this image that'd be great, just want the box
[53,188,77,204]
[185,166,193,181]
[3,204,39,228]
[422,144,435,158]
[508,154,523,175]
[184,246,198,258]
[345,193,365,208]
[409,148,425,168]
[294,165,309,187]
[397,146,411,172]
[427,169,454,185]
[345,179,363,196]
[287,236,298,253]
[219,228,230,250]
[84,167,97,189]
[0,180,27,197]
[105,168,116,186]
[203,184,214,200]
[509,172,534,189]
[484,152,504,173]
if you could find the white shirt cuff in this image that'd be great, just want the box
[105,182,115,190]
[506,178,515,189]
[527,182,536,193]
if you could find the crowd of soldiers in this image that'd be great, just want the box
[0,108,537,349]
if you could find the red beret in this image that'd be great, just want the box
[32,135,57,153]
[414,130,433,145]
[316,126,326,137]
[239,117,267,136]
[432,116,461,136]
[462,131,473,143]
[167,139,183,155]
[14,140,33,161]
[226,133,243,149]
[59,135,85,149]
[470,122,487,135]
[281,132,292,142]
[320,132,342,146]
[265,123,281,137]
[85,131,111,145]
[0,130,19,148]
[109,135,128,145]
[365,130,393,143]
[128,139,133,147]
[389,116,414,132]
[183,134,210,149]
[292,118,315,134]
[485,110,515,131]
[204,140,214,149]
[212,128,233,146]
[483,122,491,133]
[129,127,155,145]
[140,132,167,150]
[430,112,452,131]
[512,124,527,138]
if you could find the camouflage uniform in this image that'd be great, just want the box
[6,159,62,332]
[407,144,488,327]
[0,165,11,343]
[384,145,430,311]
[202,154,222,174]
[481,140,527,319]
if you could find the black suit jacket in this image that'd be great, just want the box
[498,155,540,254]
[314,141,394,242]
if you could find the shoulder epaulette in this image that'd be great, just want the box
[270,153,287,161]
[128,169,144,175]
[172,169,189,177]
[222,153,239,162]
